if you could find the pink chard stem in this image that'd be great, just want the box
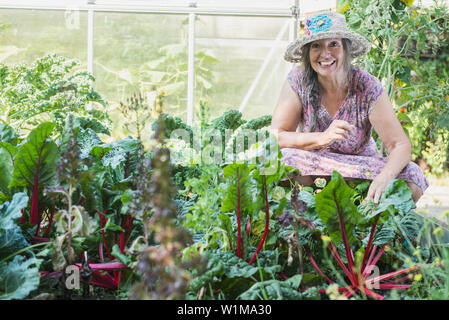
[361,215,380,273]
[236,167,242,259]
[327,242,355,285]
[366,265,422,285]
[333,191,355,275]
[363,245,378,277]
[249,175,269,265]
[304,244,334,284]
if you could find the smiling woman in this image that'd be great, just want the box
[270,11,429,204]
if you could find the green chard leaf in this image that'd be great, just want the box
[365,179,416,219]
[221,162,255,215]
[9,122,59,189]
[315,171,365,247]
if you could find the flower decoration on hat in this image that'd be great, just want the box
[306,15,332,35]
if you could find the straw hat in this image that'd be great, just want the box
[284,11,371,63]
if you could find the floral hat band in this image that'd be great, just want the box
[284,11,371,63]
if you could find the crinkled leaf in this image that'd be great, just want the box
[0,192,28,228]
[285,274,303,289]
[71,116,110,135]
[224,255,258,279]
[271,186,285,201]
[0,122,18,145]
[189,259,225,292]
[54,206,96,237]
[372,221,396,246]
[366,179,416,219]
[397,211,422,240]
[51,233,68,272]
[77,127,103,159]
[298,189,315,209]
[0,255,41,300]
[0,192,29,259]
[100,137,140,172]
[0,142,17,191]
[0,227,30,260]
[237,276,303,300]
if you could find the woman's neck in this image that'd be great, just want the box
[318,71,349,96]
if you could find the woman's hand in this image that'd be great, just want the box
[365,173,394,204]
[317,120,355,148]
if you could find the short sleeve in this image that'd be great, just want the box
[365,74,384,115]
[286,65,303,96]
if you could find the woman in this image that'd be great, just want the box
[270,11,428,204]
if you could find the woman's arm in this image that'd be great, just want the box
[270,80,354,150]
[366,90,412,203]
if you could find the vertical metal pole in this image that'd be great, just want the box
[292,0,300,40]
[87,8,94,110]
[187,12,195,126]
[87,9,94,74]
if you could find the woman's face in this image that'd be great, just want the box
[308,38,345,79]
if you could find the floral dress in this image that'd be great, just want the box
[280,65,429,193]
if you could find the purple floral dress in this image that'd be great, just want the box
[280,65,429,193]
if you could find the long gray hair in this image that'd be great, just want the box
[299,38,353,132]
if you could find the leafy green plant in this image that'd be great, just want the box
[339,0,449,173]
[0,54,110,136]
[0,192,43,300]
[9,122,59,226]
[299,171,430,299]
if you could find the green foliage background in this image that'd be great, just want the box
[338,0,449,175]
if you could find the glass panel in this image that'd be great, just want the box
[0,8,87,65]
[93,12,188,139]
[194,15,292,121]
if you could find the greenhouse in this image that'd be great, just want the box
[1,0,449,304]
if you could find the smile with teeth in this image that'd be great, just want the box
[319,60,336,66]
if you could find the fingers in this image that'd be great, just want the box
[334,128,349,139]
[329,120,355,141]
[321,120,356,147]
[365,188,374,202]
[331,120,356,132]
[365,185,382,204]
[373,190,382,204]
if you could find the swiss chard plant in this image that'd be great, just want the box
[294,171,427,299]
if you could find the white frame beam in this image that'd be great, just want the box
[187,12,195,126]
